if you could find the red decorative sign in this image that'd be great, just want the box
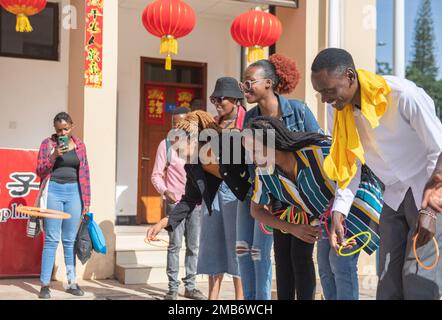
[0,148,44,278]
[176,88,195,109]
[84,0,104,88]
[146,86,166,125]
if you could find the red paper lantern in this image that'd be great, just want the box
[0,0,47,32]
[142,0,196,71]
[231,9,282,63]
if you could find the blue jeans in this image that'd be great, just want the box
[236,192,273,300]
[166,203,201,292]
[317,238,360,300]
[40,181,83,286]
[198,182,240,277]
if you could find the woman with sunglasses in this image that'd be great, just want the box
[210,78,246,131]
[197,77,247,300]
[237,54,323,300]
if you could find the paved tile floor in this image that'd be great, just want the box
[0,278,376,300]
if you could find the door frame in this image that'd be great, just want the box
[136,57,208,224]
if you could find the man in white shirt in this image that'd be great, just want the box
[422,153,442,214]
[311,48,442,300]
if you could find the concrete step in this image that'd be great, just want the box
[116,247,277,267]
[115,263,209,285]
[115,257,376,287]
[115,263,278,285]
[114,227,377,285]
[116,249,184,266]
[116,246,282,266]
[115,228,170,251]
[115,225,150,234]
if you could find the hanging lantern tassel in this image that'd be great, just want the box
[160,36,178,71]
[160,36,178,55]
[165,54,172,71]
[16,13,33,32]
[247,46,265,63]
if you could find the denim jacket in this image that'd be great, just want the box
[244,94,323,134]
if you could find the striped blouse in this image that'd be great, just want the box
[252,141,384,255]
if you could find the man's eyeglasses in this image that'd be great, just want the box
[238,79,267,92]
[210,96,227,105]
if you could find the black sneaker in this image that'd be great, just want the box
[39,286,51,299]
[66,283,84,296]
[164,291,178,300]
[184,288,206,300]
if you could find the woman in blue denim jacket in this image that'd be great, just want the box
[237,54,323,300]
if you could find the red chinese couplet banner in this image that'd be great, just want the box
[84,0,104,88]
[176,88,195,109]
[0,149,44,278]
[146,86,166,125]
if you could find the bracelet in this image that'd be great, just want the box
[419,208,437,220]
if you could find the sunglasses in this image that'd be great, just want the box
[238,79,267,92]
[210,96,228,105]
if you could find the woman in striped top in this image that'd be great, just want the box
[244,116,383,300]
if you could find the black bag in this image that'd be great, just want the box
[75,217,93,265]
[26,216,43,238]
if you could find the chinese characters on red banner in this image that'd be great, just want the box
[0,149,44,277]
[146,86,166,125]
[84,0,104,88]
[176,88,195,109]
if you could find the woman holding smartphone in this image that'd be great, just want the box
[36,112,91,299]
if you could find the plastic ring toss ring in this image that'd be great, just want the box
[412,235,440,271]
[17,206,71,219]
[338,231,372,257]
[144,236,169,248]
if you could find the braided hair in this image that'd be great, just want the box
[248,116,329,152]
[176,110,221,135]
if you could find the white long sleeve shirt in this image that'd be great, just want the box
[328,75,442,216]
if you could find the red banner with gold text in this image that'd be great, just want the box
[84,0,104,88]
[0,149,44,278]
[145,86,166,125]
[176,88,195,109]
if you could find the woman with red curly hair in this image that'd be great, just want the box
[236,54,323,300]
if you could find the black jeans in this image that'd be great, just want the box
[272,200,316,300]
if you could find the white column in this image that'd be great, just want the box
[328,0,342,48]
[394,0,405,78]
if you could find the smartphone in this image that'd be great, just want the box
[58,136,69,149]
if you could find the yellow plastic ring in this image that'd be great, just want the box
[16,206,71,219]
[338,231,372,257]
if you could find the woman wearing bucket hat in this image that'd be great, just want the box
[210,77,246,130]
[196,77,246,300]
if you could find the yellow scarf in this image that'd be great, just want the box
[323,69,391,189]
